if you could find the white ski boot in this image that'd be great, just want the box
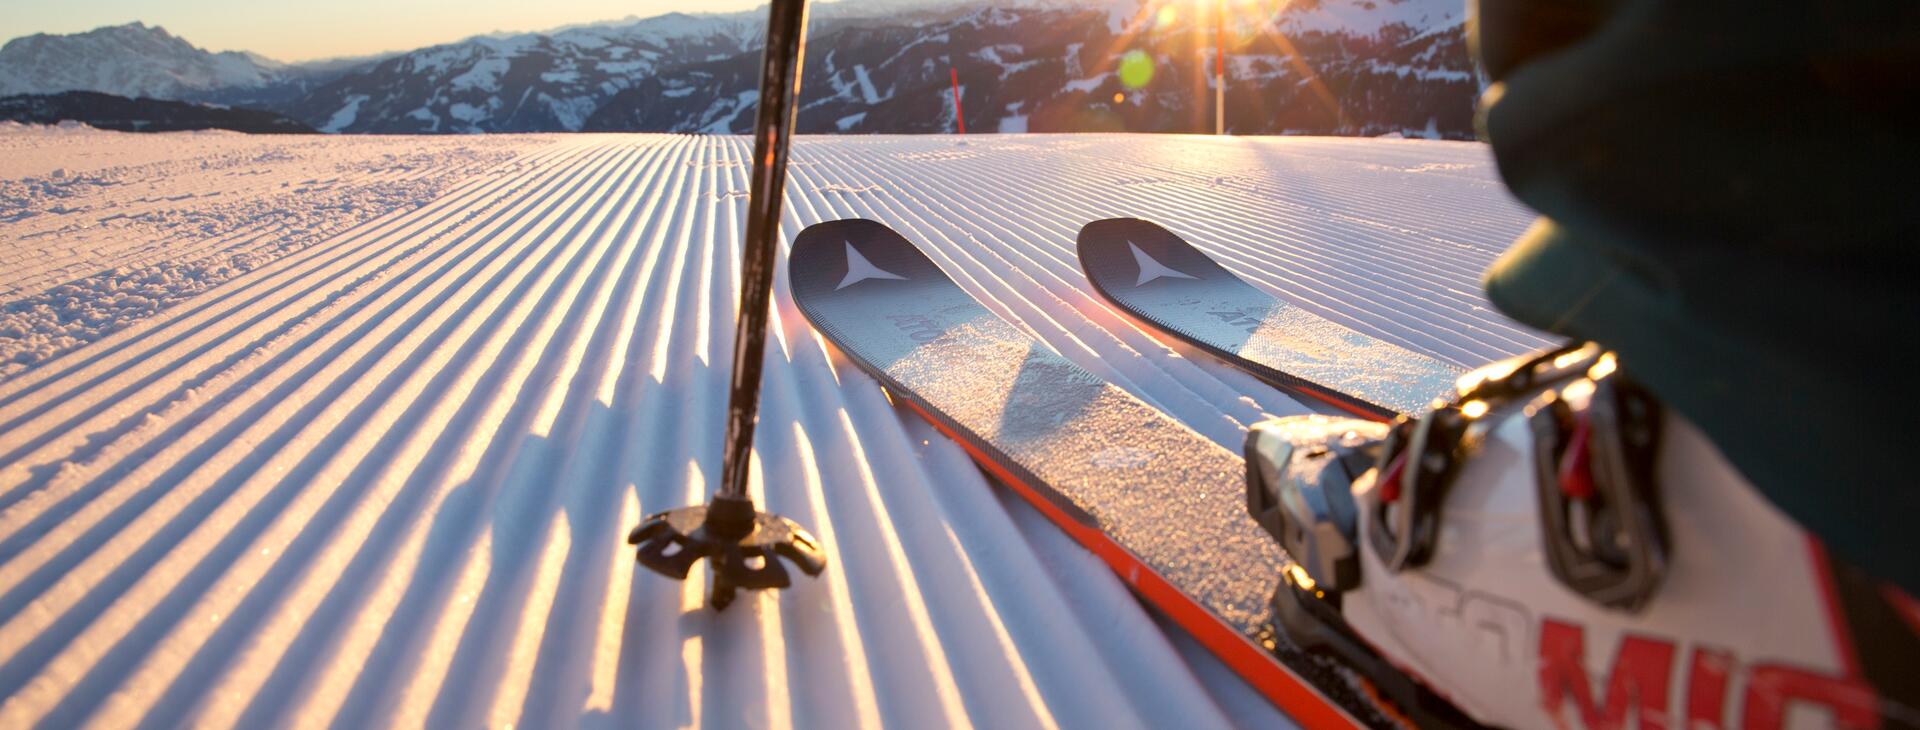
[1246,343,1919,729]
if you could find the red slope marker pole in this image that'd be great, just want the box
[950,68,966,134]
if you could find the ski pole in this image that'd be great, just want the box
[628,0,826,610]
[723,0,807,507]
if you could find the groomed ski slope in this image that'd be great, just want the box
[0,131,1545,728]
[0,124,543,378]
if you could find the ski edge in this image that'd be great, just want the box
[800,331,1364,729]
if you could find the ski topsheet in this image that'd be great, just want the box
[1076,218,1460,419]
[789,219,1372,727]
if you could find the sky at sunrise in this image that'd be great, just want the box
[4,0,771,62]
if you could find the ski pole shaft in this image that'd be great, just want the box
[719,0,809,501]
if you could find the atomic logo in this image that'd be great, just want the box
[1129,241,1196,286]
[837,241,908,290]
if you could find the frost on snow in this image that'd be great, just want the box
[0,128,544,380]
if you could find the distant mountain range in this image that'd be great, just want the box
[289,12,768,133]
[0,90,315,133]
[0,23,352,110]
[0,0,1480,138]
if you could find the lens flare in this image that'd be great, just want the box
[1155,5,1179,28]
[1118,50,1155,89]
[1461,399,1490,419]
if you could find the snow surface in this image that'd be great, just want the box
[851,65,884,105]
[0,127,543,378]
[1271,0,1466,37]
[321,95,370,134]
[999,113,1030,134]
[0,131,1544,728]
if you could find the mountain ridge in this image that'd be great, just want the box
[0,90,316,133]
[0,22,291,99]
[0,1,1480,138]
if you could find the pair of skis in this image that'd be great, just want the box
[617,0,1445,721]
[619,0,1448,720]
[790,218,1462,728]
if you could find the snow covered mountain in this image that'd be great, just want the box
[0,0,1478,137]
[0,23,291,100]
[286,12,765,133]
[585,1,1474,137]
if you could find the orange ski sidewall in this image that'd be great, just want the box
[896,396,1360,729]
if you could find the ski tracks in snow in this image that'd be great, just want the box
[0,132,1542,729]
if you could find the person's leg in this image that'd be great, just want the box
[1475,0,1920,591]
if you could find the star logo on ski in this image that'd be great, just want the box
[836,241,908,290]
[1129,241,1196,286]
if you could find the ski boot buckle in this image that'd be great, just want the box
[1528,354,1669,611]
[1366,342,1602,573]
